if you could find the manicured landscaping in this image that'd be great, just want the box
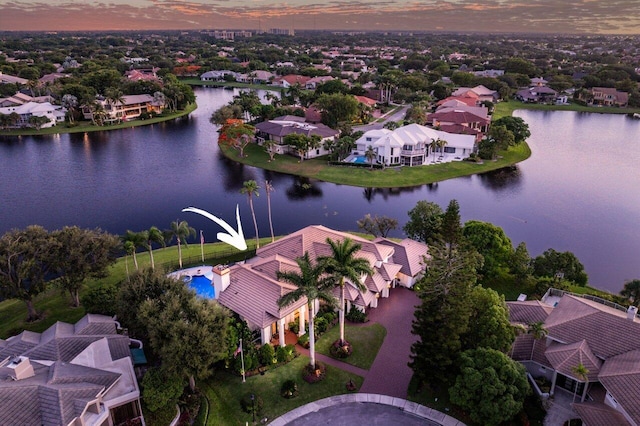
[200,355,363,425]
[220,142,531,188]
[314,323,386,370]
[0,103,196,136]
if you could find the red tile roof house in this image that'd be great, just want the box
[0,314,145,426]
[212,225,428,347]
[272,74,311,89]
[507,290,640,426]
[426,109,490,141]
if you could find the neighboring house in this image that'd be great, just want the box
[451,85,499,103]
[83,94,163,122]
[0,71,28,85]
[249,70,275,84]
[436,95,479,108]
[515,86,559,104]
[305,76,334,90]
[0,314,145,426]
[472,69,505,78]
[354,123,476,166]
[200,70,240,81]
[272,74,311,89]
[125,68,161,83]
[508,290,640,426]
[254,115,338,159]
[210,225,428,346]
[354,95,377,109]
[589,87,629,107]
[0,101,64,128]
[426,108,490,140]
[39,73,71,84]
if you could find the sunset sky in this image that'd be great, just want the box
[0,0,639,34]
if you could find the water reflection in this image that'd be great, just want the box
[477,166,522,191]
[285,177,323,200]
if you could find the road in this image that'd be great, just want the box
[354,104,410,133]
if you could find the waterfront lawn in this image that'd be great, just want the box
[315,323,386,370]
[220,142,531,188]
[0,103,196,136]
[493,99,640,120]
[201,355,363,425]
[179,78,278,92]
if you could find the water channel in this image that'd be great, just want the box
[1,87,639,293]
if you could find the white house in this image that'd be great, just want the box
[0,101,64,128]
[353,123,476,166]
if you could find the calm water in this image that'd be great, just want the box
[1,88,639,293]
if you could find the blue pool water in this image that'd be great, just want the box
[188,275,216,299]
[352,156,368,164]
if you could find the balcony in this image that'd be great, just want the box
[401,148,426,156]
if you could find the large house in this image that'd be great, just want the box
[451,85,499,103]
[426,109,490,141]
[0,314,145,426]
[209,225,428,346]
[508,289,640,426]
[0,101,64,128]
[83,94,163,123]
[353,123,476,166]
[588,87,629,107]
[254,115,339,159]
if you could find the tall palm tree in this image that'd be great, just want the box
[265,180,275,243]
[123,240,135,280]
[277,252,335,369]
[165,220,196,269]
[364,145,376,169]
[571,363,589,403]
[104,88,125,123]
[122,230,146,270]
[241,180,260,249]
[437,138,448,158]
[528,321,548,360]
[429,138,439,162]
[319,237,373,345]
[142,226,165,270]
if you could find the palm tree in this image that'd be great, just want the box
[277,252,335,369]
[319,238,373,345]
[142,226,165,270]
[429,138,439,162]
[265,180,275,243]
[571,363,589,403]
[123,240,135,280]
[364,145,376,169]
[165,220,196,269]
[528,321,548,360]
[61,94,78,125]
[241,180,261,249]
[104,88,125,123]
[122,230,146,270]
[437,138,448,158]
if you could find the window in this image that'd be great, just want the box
[444,147,455,153]
[390,148,394,155]
[366,137,372,142]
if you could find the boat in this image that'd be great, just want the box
[633,113,640,119]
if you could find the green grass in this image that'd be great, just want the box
[314,323,386,370]
[200,355,363,425]
[179,78,279,92]
[0,103,196,136]
[220,142,531,188]
[493,99,640,120]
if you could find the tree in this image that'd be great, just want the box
[121,230,145,270]
[462,220,514,277]
[449,348,530,425]
[139,275,230,392]
[509,242,533,281]
[232,90,262,121]
[283,133,321,162]
[462,286,515,353]
[571,363,590,403]
[277,252,335,369]
[0,226,56,321]
[357,214,398,238]
[104,87,125,122]
[532,248,588,286]
[61,94,78,124]
[217,119,255,158]
[264,180,275,243]
[528,321,548,360]
[241,180,260,249]
[364,145,376,169]
[263,139,277,162]
[210,104,243,126]
[441,199,463,254]
[28,115,51,130]
[403,200,443,243]
[319,238,373,346]
[493,116,531,143]
[165,220,196,269]
[489,124,516,150]
[51,226,119,307]
[142,226,165,270]
[315,93,359,128]
[621,279,640,306]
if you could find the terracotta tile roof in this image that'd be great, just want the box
[544,295,640,359]
[598,349,640,424]
[572,402,631,426]
[545,339,602,381]
[427,110,490,125]
[507,300,554,325]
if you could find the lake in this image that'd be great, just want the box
[0,87,638,293]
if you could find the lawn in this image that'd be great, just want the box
[200,355,363,425]
[219,142,531,188]
[493,99,640,120]
[314,323,386,370]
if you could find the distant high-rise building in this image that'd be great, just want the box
[268,28,294,36]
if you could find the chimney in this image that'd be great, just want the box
[212,265,231,296]
[627,305,638,321]
[7,356,35,380]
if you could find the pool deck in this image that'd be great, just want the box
[168,265,214,280]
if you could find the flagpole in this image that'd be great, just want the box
[200,230,205,262]
[240,338,246,383]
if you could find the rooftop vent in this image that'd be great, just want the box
[627,305,638,321]
[6,356,35,380]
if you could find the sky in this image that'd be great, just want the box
[0,0,639,34]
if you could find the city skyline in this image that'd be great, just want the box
[1,0,639,35]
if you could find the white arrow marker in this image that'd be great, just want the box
[182,205,247,251]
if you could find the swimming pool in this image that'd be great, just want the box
[351,156,368,164]
[187,275,216,299]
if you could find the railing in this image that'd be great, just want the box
[400,149,426,155]
[158,248,256,271]
[546,287,632,315]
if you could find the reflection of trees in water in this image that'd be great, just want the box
[361,185,422,202]
[286,177,323,200]
[477,166,522,191]
[216,151,258,192]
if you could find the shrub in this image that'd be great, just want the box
[321,311,336,324]
[314,317,328,334]
[142,367,184,413]
[297,334,310,348]
[302,361,327,383]
[259,344,275,366]
[81,284,118,316]
[345,306,367,323]
[240,393,263,416]
[329,339,353,359]
[280,379,299,399]
[288,321,299,335]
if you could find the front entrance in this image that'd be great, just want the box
[556,374,585,396]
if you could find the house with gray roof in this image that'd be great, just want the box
[0,314,144,426]
[254,116,339,159]
[507,290,640,426]
[210,225,428,347]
